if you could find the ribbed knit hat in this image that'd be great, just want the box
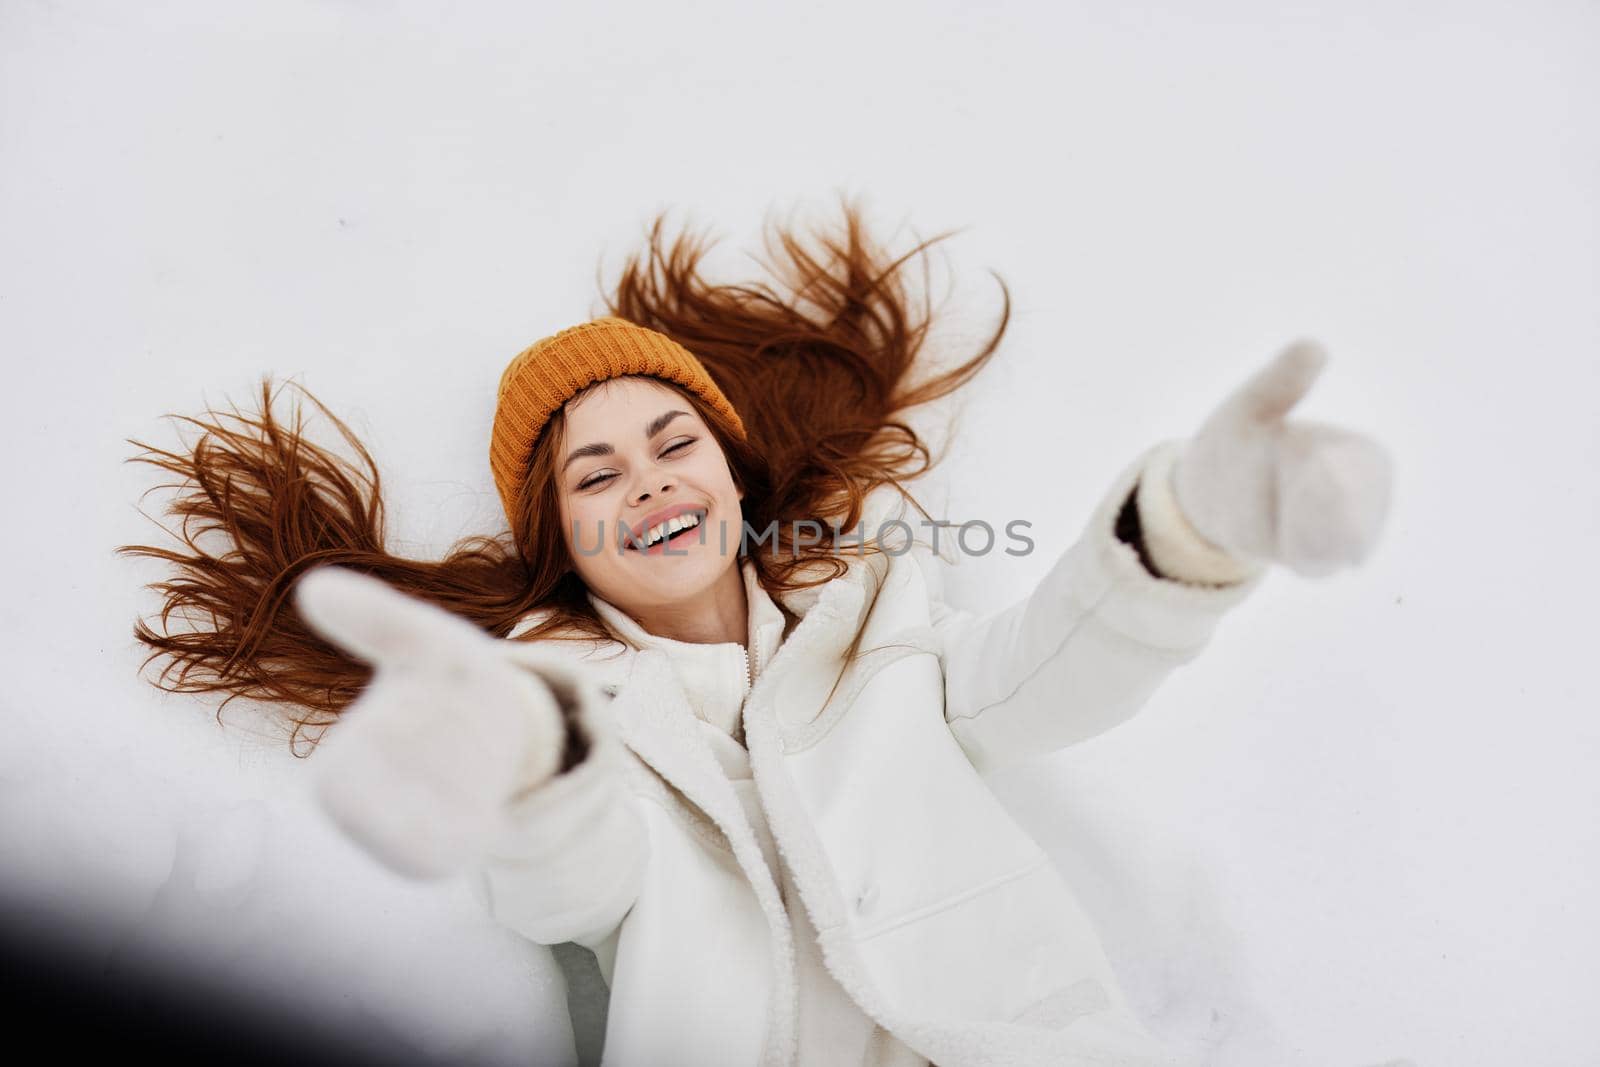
[490,316,747,543]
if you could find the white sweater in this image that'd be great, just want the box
[588,557,928,1067]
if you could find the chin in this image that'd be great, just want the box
[630,549,736,599]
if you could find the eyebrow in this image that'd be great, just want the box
[562,410,690,473]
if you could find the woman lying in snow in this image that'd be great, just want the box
[123,198,1395,1067]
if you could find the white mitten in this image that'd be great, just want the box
[292,566,567,879]
[1167,339,1394,579]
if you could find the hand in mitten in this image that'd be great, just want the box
[293,566,567,879]
[1166,339,1394,579]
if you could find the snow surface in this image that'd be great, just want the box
[2,1,1596,1064]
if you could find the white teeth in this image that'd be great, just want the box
[640,511,701,548]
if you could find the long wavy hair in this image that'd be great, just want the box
[118,193,1011,753]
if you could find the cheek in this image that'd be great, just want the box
[722,471,745,508]
[560,497,612,559]
[560,498,586,533]
[692,453,738,495]
[557,496,587,549]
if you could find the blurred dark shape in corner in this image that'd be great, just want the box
[0,905,452,1066]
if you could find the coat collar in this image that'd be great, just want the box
[598,542,889,784]
[587,556,789,738]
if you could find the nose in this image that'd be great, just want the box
[627,466,676,508]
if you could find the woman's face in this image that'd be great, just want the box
[554,376,744,613]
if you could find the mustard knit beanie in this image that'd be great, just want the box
[490,316,748,543]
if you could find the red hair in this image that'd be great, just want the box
[118,192,1011,753]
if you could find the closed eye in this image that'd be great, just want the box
[576,437,697,491]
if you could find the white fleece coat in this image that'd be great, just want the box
[585,551,925,1065]
[473,439,1267,1067]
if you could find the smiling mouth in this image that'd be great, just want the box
[625,511,709,554]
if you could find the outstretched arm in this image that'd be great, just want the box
[292,568,648,950]
[935,340,1392,773]
[473,643,649,952]
[934,439,1265,774]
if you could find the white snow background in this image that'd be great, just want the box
[1,1,1595,1064]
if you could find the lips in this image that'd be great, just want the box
[630,518,706,556]
[620,503,709,552]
